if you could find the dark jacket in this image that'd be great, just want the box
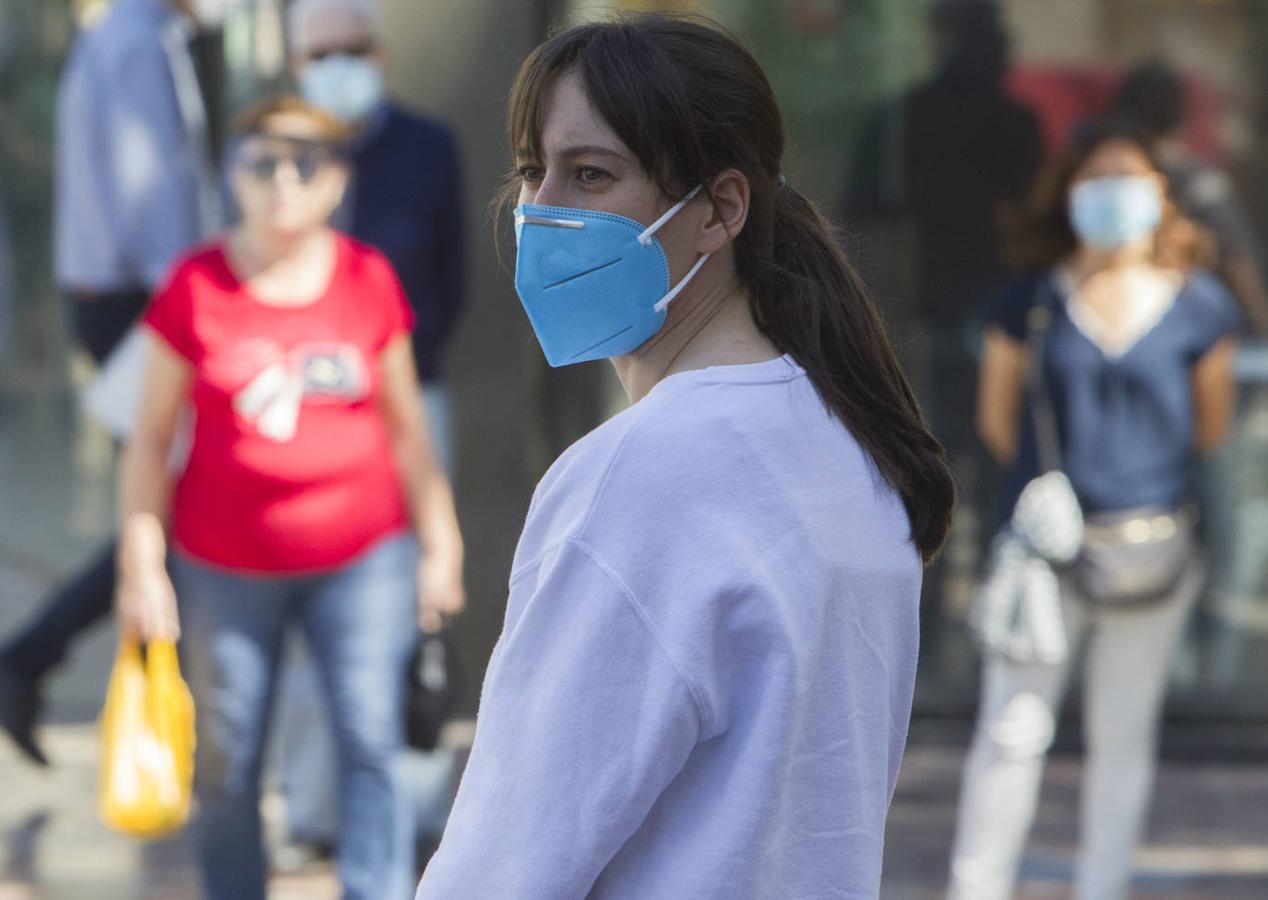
[347,103,466,383]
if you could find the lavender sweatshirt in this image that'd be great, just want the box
[418,355,921,899]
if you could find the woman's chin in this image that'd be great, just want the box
[257,217,323,240]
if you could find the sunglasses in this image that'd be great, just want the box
[305,40,377,63]
[240,149,336,184]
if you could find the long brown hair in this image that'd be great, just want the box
[502,14,953,563]
[1005,117,1212,272]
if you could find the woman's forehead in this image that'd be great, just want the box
[250,112,334,144]
[528,71,629,161]
[296,6,375,56]
[1078,140,1154,175]
[239,132,336,157]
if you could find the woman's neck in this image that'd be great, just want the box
[612,267,781,403]
[226,225,337,307]
[230,225,330,277]
[1069,239,1154,279]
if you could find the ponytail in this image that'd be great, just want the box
[509,14,955,563]
[745,184,954,562]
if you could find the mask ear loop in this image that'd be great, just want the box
[653,254,711,313]
[638,185,711,314]
[637,184,703,246]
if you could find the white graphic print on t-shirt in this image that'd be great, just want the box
[232,342,368,442]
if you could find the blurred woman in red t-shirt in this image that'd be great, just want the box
[114,95,464,900]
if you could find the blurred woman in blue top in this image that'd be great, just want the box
[949,120,1238,900]
[417,14,955,899]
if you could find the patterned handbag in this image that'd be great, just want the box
[971,302,1082,664]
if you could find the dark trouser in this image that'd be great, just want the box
[1,542,115,678]
[0,289,147,678]
[69,288,149,365]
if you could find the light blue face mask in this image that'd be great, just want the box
[1068,175,1163,249]
[299,55,385,124]
[513,187,710,367]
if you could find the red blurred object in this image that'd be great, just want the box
[790,0,846,36]
[1005,64,1231,164]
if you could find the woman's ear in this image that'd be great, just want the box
[699,169,750,255]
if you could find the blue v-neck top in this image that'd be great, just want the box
[990,268,1239,516]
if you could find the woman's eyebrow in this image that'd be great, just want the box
[558,145,626,161]
[514,145,630,166]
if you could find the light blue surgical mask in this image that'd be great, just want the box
[300,55,385,124]
[513,187,710,367]
[1068,175,1162,249]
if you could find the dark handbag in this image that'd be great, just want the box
[405,630,461,752]
[1075,506,1197,607]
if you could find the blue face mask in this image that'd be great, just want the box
[513,187,710,367]
[300,55,385,124]
[1068,175,1162,249]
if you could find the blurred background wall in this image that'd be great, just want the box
[5,0,1268,743]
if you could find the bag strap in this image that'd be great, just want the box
[1024,280,1064,474]
[115,638,143,667]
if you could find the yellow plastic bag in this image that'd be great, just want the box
[98,639,196,838]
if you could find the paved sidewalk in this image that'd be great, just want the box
[883,743,1268,898]
[4,557,1268,898]
[3,726,1268,898]
[0,725,340,899]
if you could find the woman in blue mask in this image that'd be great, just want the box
[417,14,954,899]
[949,120,1238,899]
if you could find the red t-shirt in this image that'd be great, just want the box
[144,234,415,573]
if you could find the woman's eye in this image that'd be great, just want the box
[577,166,608,186]
[518,165,544,184]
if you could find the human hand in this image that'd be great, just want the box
[115,564,180,642]
[416,553,465,633]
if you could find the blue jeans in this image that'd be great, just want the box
[172,535,418,900]
[420,381,456,480]
[277,381,458,846]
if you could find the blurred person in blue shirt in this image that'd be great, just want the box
[56,0,227,361]
[1113,61,1268,630]
[0,0,236,766]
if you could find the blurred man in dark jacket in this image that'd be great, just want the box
[291,0,466,472]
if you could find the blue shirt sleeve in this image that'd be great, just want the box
[417,539,702,898]
[57,17,205,292]
[108,34,203,289]
[54,44,122,289]
[1182,269,1241,361]
[985,274,1046,342]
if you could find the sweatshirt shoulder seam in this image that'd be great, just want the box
[549,536,712,734]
